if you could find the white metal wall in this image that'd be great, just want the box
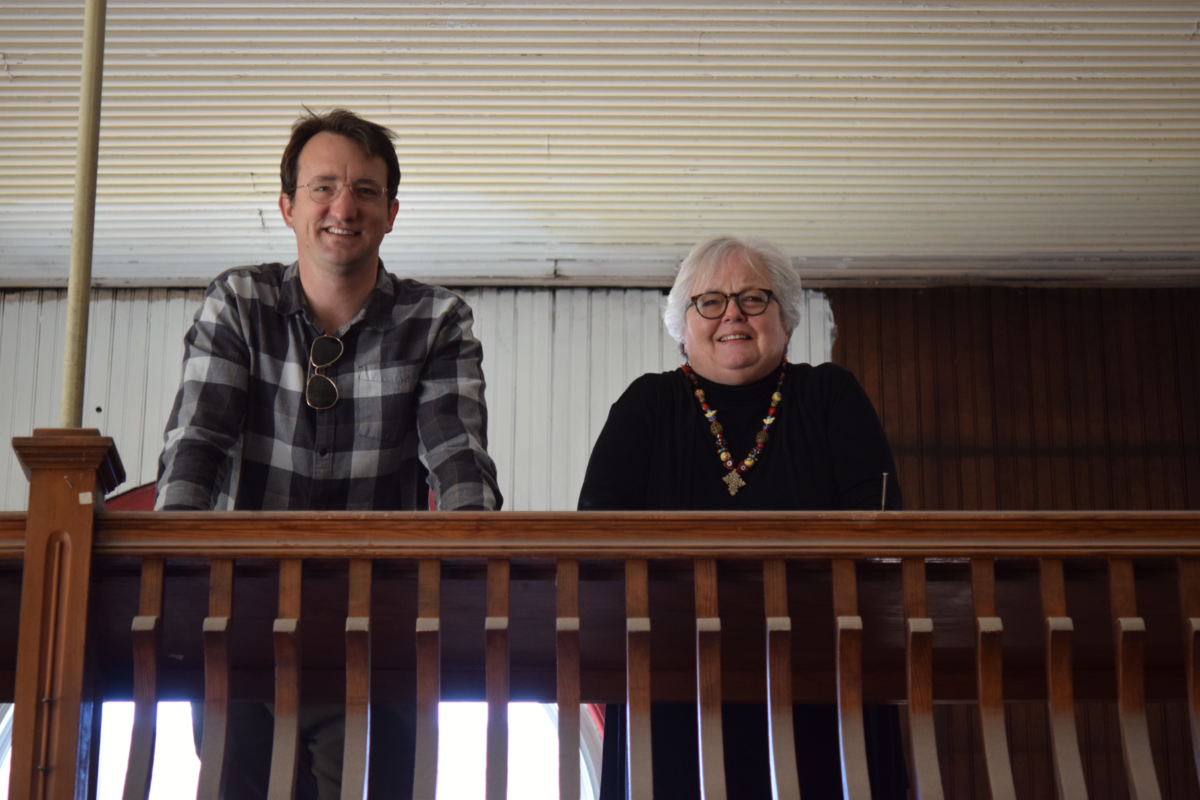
[0,287,833,512]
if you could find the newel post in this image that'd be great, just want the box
[9,429,124,800]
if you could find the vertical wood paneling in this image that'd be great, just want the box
[969,288,998,511]
[1174,291,1200,509]
[1101,290,1133,511]
[1079,290,1113,511]
[828,287,1200,514]
[878,290,902,510]
[914,290,940,511]
[989,289,1017,511]
[1151,295,1187,511]
[1113,291,1151,509]
[932,290,962,510]
[951,289,978,510]
[893,291,922,511]
[1136,292,1170,510]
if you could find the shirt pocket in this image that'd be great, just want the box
[353,361,422,443]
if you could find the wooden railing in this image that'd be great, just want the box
[3,429,1200,800]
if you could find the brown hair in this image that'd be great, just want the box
[280,108,401,201]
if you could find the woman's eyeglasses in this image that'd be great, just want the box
[689,288,775,319]
[306,335,344,410]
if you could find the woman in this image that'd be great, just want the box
[578,235,905,799]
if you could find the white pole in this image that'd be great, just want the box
[59,0,108,428]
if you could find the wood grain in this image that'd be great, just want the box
[902,558,943,800]
[626,559,654,800]
[1180,558,1200,782]
[485,559,510,800]
[1110,558,1165,800]
[122,558,163,800]
[267,559,303,800]
[1039,559,1088,800]
[8,431,121,800]
[832,559,858,617]
[827,287,1200,514]
[763,560,800,800]
[197,559,234,800]
[342,559,372,800]
[971,558,1017,800]
[695,559,727,800]
[557,559,581,800]
[833,560,871,800]
[93,510,1200,560]
[413,559,441,800]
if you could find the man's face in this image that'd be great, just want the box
[279,131,400,279]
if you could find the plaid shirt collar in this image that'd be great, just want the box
[274,260,400,334]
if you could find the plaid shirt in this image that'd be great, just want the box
[156,262,502,511]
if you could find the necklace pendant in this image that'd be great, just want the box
[723,470,746,496]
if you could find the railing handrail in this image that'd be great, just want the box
[5,509,1200,560]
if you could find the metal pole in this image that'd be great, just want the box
[59,0,108,428]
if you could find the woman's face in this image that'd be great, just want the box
[682,253,789,385]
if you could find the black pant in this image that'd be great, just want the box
[599,703,908,800]
[191,701,417,800]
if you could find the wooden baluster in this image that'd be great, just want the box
[122,558,164,800]
[832,559,871,800]
[970,558,1016,800]
[342,559,372,800]
[901,558,943,800]
[485,559,510,800]
[1109,558,1164,800]
[197,558,234,800]
[267,559,303,800]
[1180,558,1200,779]
[763,560,800,800]
[413,559,441,800]
[695,559,727,800]
[557,559,581,800]
[1038,558,1088,800]
[626,559,654,800]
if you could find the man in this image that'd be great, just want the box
[157,108,502,797]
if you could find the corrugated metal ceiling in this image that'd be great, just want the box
[0,1,1197,287]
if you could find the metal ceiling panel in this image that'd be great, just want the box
[1,1,1197,286]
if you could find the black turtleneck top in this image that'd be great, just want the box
[577,361,902,511]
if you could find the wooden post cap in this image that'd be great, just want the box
[12,427,125,492]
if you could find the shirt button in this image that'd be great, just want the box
[318,447,328,456]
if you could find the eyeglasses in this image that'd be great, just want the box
[306,335,344,410]
[298,179,387,205]
[689,288,775,319]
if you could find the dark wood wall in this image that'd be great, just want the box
[827,287,1200,512]
[828,287,1200,799]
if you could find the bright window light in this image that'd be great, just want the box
[95,702,200,800]
[80,701,594,800]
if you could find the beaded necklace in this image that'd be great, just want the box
[682,360,786,496]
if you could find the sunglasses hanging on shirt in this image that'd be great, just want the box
[306,335,344,410]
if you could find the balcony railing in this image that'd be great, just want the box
[3,429,1199,800]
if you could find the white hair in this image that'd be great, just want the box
[663,236,803,349]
